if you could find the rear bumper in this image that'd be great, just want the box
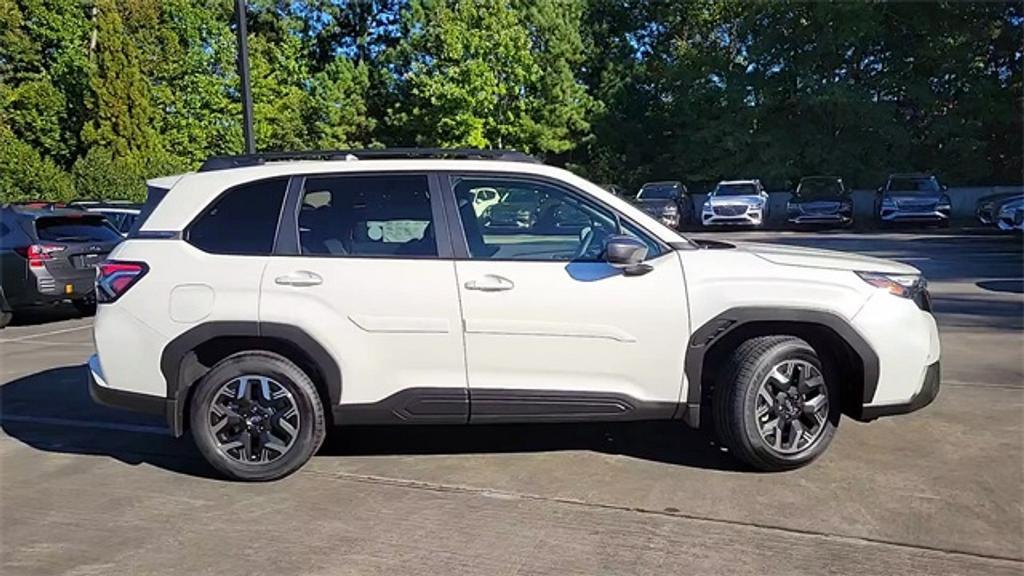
[859,361,940,420]
[88,354,171,419]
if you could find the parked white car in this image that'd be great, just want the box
[701,180,769,227]
[89,150,940,481]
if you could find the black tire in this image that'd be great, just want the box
[0,311,10,329]
[713,336,840,471]
[189,351,326,481]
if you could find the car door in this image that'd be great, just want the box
[443,173,691,422]
[260,173,468,422]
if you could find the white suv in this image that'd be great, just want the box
[89,150,940,481]
[701,179,770,227]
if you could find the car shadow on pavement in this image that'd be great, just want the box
[9,304,92,326]
[0,365,744,479]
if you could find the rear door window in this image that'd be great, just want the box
[298,174,437,257]
[188,179,287,255]
[35,216,122,243]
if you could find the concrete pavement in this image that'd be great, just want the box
[1,231,1021,575]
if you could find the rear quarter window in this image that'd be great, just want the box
[187,178,287,255]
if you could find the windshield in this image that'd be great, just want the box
[714,183,758,197]
[887,177,940,195]
[796,179,844,198]
[35,216,122,242]
[638,184,679,200]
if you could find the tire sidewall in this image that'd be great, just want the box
[739,340,840,468]
[190,353,324,481]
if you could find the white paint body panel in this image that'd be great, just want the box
[454,254,689,403]
[95,158,940,422]
[260,257,466,405]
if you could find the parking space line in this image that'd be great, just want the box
[0,415,169,436]
[0,324,92,343]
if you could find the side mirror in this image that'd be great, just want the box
[604,235,652,276]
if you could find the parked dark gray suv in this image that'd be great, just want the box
[875,173,952,226]
[0,205,122,325]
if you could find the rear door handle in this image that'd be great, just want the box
[275,270,323,287]
[464,274,514,292]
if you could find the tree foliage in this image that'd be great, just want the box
[0,0,1020,202]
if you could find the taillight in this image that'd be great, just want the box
[96,261,148,303]
[14,244,66,268]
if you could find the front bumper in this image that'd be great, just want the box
[88,354,170,419]
[860,361,940,420]
[880,208,950,223]
[788,213,852,226]
[701,211,763,227]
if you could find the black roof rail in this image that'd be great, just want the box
[199,148,539,172]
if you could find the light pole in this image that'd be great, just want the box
[235,0,255,155]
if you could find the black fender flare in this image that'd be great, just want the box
[682,307,880,425]
[159,321,342,436]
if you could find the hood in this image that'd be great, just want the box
[707,195,764,207]
[734,241,919,275]
[490,201,536,213]
[790,196,846,205]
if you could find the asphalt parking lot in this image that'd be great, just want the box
[1,230,1021,575]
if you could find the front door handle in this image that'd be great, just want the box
[275,270,323,287]
[464,274,514,292]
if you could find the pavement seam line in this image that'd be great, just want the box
[0,324,92,343]
[304,468,1024,566]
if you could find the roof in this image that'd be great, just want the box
[887,173,935,179]
[199,148,539,172]
[3,205,104,219]
[640,181,682,187]
[717,179,760,185]
[138,158,686,246]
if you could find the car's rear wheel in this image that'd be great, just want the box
[190,351,326,481]
[713,336,839,471]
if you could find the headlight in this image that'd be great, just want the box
[516,209,531,219]
[881,197,896,209]
[661,205,679,216]
[937,195,951,211]
[702,201,712,212]
[856,271,925,299]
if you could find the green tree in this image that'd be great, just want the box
[387,0,595,153]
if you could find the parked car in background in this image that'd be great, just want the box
[786,176,853,227]
[996,196,1024,232]
[701,180,769,227]
[0,205,123,322]
[634,181,694,229]
[875,173,951,227]
[68,200,143,236]
[975,192,1024,226]
[481,187,547,231]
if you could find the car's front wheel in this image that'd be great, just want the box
[713,336,839,471]
[189,351,326,481]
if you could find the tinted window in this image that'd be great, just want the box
[35,216,122,242]
[796,179,844,198]
[299,175,436,257]
[714,183,759,196]
[888,177,939,194]
[189,179,286,255]
[637,183,680,200]
[453,177,660,261]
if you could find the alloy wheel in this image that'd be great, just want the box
[207,375,300,464]
[754,359,829,455]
